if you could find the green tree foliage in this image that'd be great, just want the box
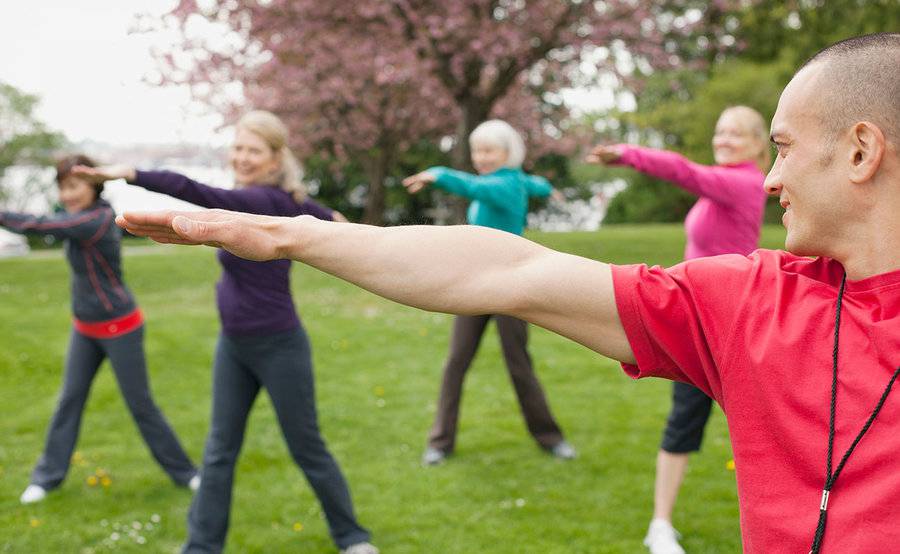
[605,0,897,223]
[734,0,900,66]
[0,82,65,205]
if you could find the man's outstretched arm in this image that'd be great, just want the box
[117,209,636,364]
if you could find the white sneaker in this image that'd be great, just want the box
[644,519,685,554]
[340,542,379,554]
[188,474,201,492]
[550,440,577,460]
[20,484,47,504]
[421,447,447,466]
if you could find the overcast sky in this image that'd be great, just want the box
[0,0,229,147]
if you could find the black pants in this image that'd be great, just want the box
[30,327,197,489]
[660,381,714,453]
[427,314,565,453]
[183,328,369,553]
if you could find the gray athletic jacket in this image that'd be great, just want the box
[0,200,137,322]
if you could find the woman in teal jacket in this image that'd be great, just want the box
[403,119,575,465]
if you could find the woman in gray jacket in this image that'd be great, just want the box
[3,154,198,504]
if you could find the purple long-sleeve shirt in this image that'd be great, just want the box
[133,170,334,336]
[613,145,767,260]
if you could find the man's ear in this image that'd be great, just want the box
[848,121,886,184]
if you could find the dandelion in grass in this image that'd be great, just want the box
[87,475,99,487]
[29,518,41,528]
[726,459,736,471]
[373,385,385,397]
[101,476,112,488]
[293,522,304,532]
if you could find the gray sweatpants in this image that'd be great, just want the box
[182,328,369,553]
[30,327,197,489]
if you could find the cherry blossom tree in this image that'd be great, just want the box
[150,0,737,223]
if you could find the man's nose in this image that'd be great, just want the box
[763,162,782,196]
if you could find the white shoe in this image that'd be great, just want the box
[188,474,201,492]
[550,440,577,460]
[20,484,47,504]
[340,542,379,554]
[644,519,685,554]
[421,447,447,466]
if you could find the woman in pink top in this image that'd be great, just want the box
[588,105,770,554]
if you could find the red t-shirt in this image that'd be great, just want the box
[612,249,900,553]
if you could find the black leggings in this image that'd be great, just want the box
[183,328,369,553]
[30,327,196,489]
[660,381,713,453]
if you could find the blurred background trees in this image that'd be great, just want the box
[0,82,66,210]
[137,0,899,224]
[149,0,740,223]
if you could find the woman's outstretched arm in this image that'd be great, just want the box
[117,209,635,364]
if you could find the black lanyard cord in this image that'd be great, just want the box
[809,273,900,553]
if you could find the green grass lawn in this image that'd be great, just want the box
[0,224,786,553]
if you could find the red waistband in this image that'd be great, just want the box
[74,308,144,339]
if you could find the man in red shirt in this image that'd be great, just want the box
[119,33,899,553]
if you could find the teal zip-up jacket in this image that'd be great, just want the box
[425,166,553,236]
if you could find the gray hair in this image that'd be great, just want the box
[469,119,527,168]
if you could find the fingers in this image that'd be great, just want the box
[402,172,432,192]
[171,215,237,247]
[70,165,106,183]
[584,145,620,164]
[116,213,187,240]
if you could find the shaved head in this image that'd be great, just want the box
[795,33,900,148]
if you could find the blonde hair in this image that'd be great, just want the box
[469,119,527,168]
[236,110,307,202]
[721,105,771,170]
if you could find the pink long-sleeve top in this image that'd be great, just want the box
[612,144,767,260]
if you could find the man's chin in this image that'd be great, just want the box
[784,233,818,258]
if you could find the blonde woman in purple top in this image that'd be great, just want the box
[74,111,376,554]
[587,106,769,554]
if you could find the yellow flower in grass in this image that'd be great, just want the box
[100,476,112,488]
[87,475,99,487]
[292,522,304,532]
[373,386,385,397]
[726,459,736,471]
[29,518,41,528]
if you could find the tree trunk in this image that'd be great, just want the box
[362,147,392,226]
